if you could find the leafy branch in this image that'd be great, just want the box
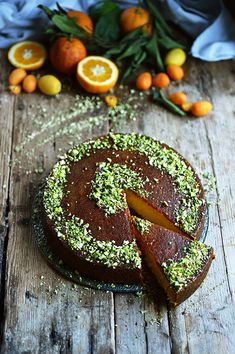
[39,1,186,80]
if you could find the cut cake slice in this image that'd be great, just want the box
[133,217,215,306]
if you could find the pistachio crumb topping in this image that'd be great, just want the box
[44,133,205,270]
[108,132,204,234]
[90,161,147,215]
[55,216,141,268]
[161,241,211,292]
[133,217,152,235]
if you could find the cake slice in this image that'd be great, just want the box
[133,217,215,306]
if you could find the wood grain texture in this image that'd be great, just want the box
[0,50,235,354]
[0,50,15,344]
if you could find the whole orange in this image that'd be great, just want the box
[67,10,93,34]
[120,7,150,34]
[50,37,87,75]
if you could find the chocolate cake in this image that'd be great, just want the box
[43,133,213,302]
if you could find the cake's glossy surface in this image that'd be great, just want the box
[133,217,214,305]
[43,133,207,285]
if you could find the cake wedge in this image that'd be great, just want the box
[133,217,215,306]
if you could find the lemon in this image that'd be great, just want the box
[38,75,61,96]
[165,48,186,66]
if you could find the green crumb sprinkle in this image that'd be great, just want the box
[56,215,142,269]
[43,133,205,270]
[108,132,204,234]
[133,217,151,235]
[90,161,147,215]
[202,172,216,192]
[161,241,211,292]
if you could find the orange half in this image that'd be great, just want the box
[76,56,119,93]
[8,41,47,70]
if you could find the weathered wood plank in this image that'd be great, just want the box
[0,49,15,344]
[1,85,115,353]
[165,60,235,354]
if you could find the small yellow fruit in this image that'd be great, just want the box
[9,85,21,95]
[165,48,187,66]
[104,95,118,108]
[182,102,193,112]
[38,75,61,96]
[191,101,212,117]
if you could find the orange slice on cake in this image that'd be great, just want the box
[76,56,119,93]
[8,41,47,70]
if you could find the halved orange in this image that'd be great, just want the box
[8,41,47,70]
[76,56,119,94]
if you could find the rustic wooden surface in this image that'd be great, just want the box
[0,49,235,354]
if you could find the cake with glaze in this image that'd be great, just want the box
[133,217,214,305]
[43,132,213,300]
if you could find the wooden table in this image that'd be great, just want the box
[0,49,235,354]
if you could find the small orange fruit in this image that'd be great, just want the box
[166,65,184,81]
[77,56,119,94]
[8,41,47,70]
[8,68,27,85]
[120,7,150,34]
[191,101,212,117]
[168,92,187,106]
[50,37,87,75]
[9,85,21,95]
[182,102,193,112]
[104,95,118,108]
[136,72,152,91]
[67,10,93,34]
[22,75,37,93]
[152,73,170,88]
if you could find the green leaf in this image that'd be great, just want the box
[89,0,118,21]
[154,21,185,50]
[144,0,172,35]
[56,2,67,14]
[133,50,147,67]
[94,8,121,43]
[153,89,186,116]
[145,31,164,71]
[52,14,88,39]
[38,5,56,18]
[121,50,147,82]
[116,38,147,61]
[104,44,127,57]
[158,37,185,50]
[120,27,144,43]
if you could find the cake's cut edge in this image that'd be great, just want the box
[126,190,187,237]
[132,216,215,306]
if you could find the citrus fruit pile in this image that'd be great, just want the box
[135,47,212,117]
[6,2,212,117]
